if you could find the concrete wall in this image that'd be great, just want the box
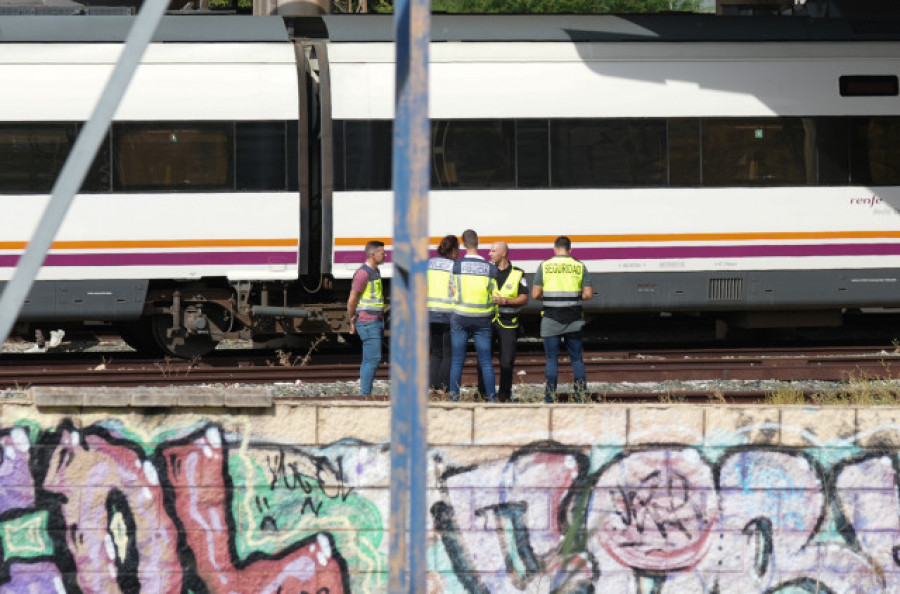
[1,395,898,592]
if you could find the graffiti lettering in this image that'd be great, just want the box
[6,414,900,593]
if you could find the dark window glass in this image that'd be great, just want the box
[344,120,392,191]
[668,119,701,186]
[73,123,112,193]
[551,119,666,188]
[432,120,515,189]
[850,117,900,185]
[332,120,345,191]
[287,120,299,192]
[702,118,813,186]
[236,122,285,191]
[516,120,549,188]
[816,117,850,184]
[0,124,75,193]
[113,123,232,191]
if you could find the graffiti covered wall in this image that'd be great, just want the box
[0,400,899,592]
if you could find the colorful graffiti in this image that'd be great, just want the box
[2,413,900,592]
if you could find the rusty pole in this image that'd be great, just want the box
[388,0,430,589]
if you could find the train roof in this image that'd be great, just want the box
[0,14,289,41]
[1,13,900,44]
[318,13,900,42]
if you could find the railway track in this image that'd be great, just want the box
[3,344,900,404]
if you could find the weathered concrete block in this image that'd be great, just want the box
[318,403,390,444]
[176,391,225,407]
[855,407,900,448]
[705,406,781,446]
[473,405,549,445]
[628,405,704,446]
[780,406,857,447]
[551,406,626,447]
[253,404,317,445]
[33,388,82,408]
[428,406,473,445]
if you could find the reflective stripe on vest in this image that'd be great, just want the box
[427,257,455,313]
[493,266,525,328]
[453,258,496,318]
[357,264,385,312]
[540,256,583,309]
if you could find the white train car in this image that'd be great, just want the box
[0,16,322,355]
[5,14,900,355]
[322,15,900,331]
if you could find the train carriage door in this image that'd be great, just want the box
[297,40,332,282]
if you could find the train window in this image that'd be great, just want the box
[702,118,812,186]
[432,120,515,189]
[850,117,900,185]
[287,120,299,192]
[550,119,666,188]
[668,119,701,186]
[343,120,392,191]
[113,123,232,192]
[516,120,549,189]
[236,122,286,191]
[0,124,75,193]
[815,118,850,185]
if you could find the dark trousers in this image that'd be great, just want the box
[429,322,452,391]
[477,321,519,402]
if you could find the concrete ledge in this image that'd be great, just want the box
[33,387,273,408]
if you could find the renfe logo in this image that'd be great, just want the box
[850,195,883,206]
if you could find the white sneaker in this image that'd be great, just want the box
[48,330,65,348]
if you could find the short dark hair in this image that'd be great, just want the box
[554,236,571,251]
[461,229,478,249]
[365,240,385,258]
[437,234,459,258]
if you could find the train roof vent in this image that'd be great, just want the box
[709,278,744,302]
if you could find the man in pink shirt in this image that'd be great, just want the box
[346,241,386,395]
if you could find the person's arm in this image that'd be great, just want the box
[500,285,529,307]
[531,284,543,300]
[346,290,361,334]
[581,269,594,300]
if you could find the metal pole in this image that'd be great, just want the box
[0,0,169,349]
[389,0,429,589]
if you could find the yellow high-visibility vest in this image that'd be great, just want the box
[493,266,525,329]
[453,257,496,319]
[540,255,584,312]
[356,264,385,313]
[427,257,455,315]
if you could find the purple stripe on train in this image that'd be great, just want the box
[0,252,298,267]
[333,243,900,264]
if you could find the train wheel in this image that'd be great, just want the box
[150,314,218,358]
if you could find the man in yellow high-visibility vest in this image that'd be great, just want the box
[346,240,386,396]
[448,229,498,401]
[532,236,593,402]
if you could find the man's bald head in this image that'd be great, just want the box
[489,241,509,265]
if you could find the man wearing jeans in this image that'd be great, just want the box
[532,236,594,402]
[346,240,386,395]
[448,229,498,401]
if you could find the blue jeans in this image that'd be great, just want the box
[356,319,383,395]
[449,322,496,401]
[543,331,586,402]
